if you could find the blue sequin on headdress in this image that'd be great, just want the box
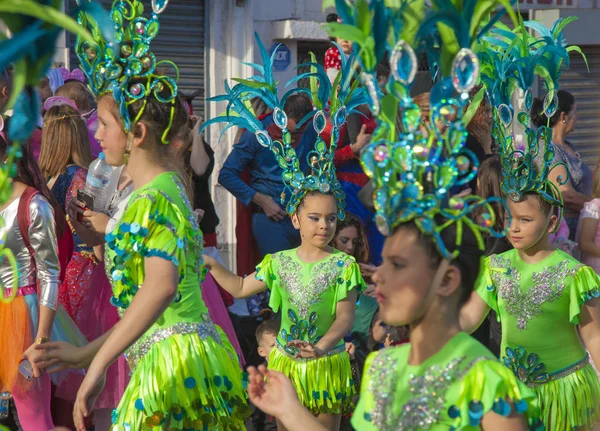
[203,33,369,219]
[75,0,178,144]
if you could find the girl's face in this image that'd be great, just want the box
[292,193,338,248]
[334,225,359,256]
[372,228,437,327]
[336,37,353,55]
[506,194,557,250]
[95,97,127,166]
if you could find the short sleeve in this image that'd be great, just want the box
[106,190,196,309]
[450,360,542,429]
[332,258,366,314]
[474,256,499,315]
[255,253,281,312]
[568,266,600,324]
[581,199,600,221]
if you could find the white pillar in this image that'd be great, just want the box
[206,0,254,271]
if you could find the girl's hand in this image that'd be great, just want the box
[247,365,301,418]
[73,365,106,431]
[359,263,378,278]
[286,340,324,359]
[194,208,205,223]
[67,198,86,225]
[22,342,46,378]
[82,210,110,235]
[33,341,90,373]
[345,342,356,360]
[363,284,377,298]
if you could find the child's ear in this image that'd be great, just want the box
[257,346,266,358]
[291,212,300,230]
[547,214,559,234]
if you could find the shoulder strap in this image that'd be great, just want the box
[17,186,39,260]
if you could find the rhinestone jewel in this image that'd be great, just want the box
[313,110,327,134]
[451,48,479,93]
[390,40,418,85]
[130,83,143,96]
[456,155,470,173]
[524,88,533,111]
[374,144,389,163]
[544,92,558,117]
[273,107,288,129]
[498,104,513,128]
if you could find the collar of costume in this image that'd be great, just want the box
[479,18,583,217]
[75,0,178,144]
[202,33,369,220]
[326,0,518,259]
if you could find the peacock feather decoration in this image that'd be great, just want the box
[203,33,369,220]
[478,16,584,220]
[325,0,517,259]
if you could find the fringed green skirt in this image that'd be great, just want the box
[110,323,250,431]
[268,342,355,415]
[534,360,600,431]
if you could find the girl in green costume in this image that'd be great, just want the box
[205,190,365,431]
[32,0,250,429]
[461,192,600,430]
[245,221,544,431]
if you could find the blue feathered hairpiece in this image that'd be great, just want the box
[327,0,517,260]
[203,33,368,219]
[479,17,583,217]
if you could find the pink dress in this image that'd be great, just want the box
[56,167,131,408]
[578,198,600,273]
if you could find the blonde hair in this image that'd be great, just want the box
[39,104,93,179]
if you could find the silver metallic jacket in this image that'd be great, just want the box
[0,193,61,310]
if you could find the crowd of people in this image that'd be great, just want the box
[2,1,600,431]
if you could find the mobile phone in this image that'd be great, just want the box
[77,189,94,211]
[18,360,33,381]
[0,399,8,419]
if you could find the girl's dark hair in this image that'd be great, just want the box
[331,212,370,263]
[475,155,505,232]
[392,219,483,306]
[531,90,575,128]
[297,190,337,213]
[0,133,66,237]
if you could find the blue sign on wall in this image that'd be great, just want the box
[271,43,291,71]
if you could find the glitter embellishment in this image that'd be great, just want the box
[275,253,352,318]
[489,255,582,330]
[502,347,589,388]
[367,350,487,431]
[125,321,221,371]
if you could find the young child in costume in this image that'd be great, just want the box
[461,18,600,431]
[204,35,368,431]
[243,2,547,428]
[33,2,250,430]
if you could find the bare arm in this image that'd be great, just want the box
[204,254,267,298]
[189,119,211,176]
[579,218,600,258]
[579,297,600,372]
[481,409,528,431]
[315,289,357,354]
[459,291,491,334]
[548,164,590,212]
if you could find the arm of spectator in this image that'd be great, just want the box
[218,130,259,206]
[189,117,212,177]
[333,124,371,167]
[548,164,590,212]
[579,217,600,258]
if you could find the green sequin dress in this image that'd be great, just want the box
[105,172,249,430]
[476,248,600,430]
[353,332,543,430]
[255,248,366,414]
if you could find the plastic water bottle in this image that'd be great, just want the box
[83,152,112,211]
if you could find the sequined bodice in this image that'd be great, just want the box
[105,173,210,328]
[352,333,539,431]
[257,248,360,356]
[485,249,588,374]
